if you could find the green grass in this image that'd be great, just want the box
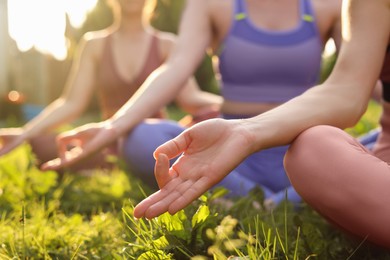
[0,102,389,259]
[345,100,382,137]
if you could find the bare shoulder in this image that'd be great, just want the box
[153,30,176,46]
[82,29,112,46]
[77,29,113,58]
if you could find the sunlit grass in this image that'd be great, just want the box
[0,104,388,258]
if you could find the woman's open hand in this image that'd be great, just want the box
[134,118,256,219]
[41,121,119,171]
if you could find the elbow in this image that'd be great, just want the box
[175,99,195,114]
[177,100,221,116]
[318,81,372,129]
[338,99,369,129]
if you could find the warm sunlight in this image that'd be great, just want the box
[323,38,336,57]
[7,0,97,60]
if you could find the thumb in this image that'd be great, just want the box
[154,153,177,189]
[154,132,189,160]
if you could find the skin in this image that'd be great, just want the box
[40,0,342,170]
[132,0,390,245]
[0,0,221,158]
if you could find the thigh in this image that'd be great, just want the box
[285,125,390,247]
[122,119,185,159]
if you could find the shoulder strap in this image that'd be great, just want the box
[301,0,315,23]
[234,0,247,21]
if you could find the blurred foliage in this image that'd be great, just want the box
[150,0,186,33]
[346,100,382,137]
[320,53,337,83]
[0,99,23,124]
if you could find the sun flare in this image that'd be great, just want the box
[7,0,97,60]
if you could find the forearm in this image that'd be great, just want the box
[244,83,370,153]
[22,98,82,139]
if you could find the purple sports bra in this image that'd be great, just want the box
[218,0,323,103]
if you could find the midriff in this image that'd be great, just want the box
[221,99,282,116]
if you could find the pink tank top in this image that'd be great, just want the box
[95,34,164,119]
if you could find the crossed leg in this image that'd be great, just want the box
[284,125,390,248]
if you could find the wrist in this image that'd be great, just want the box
[229,118,262,155]
[105,118,128,138]
[240,116,275,153]
[19,127,33,141]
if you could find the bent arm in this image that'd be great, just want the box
[246,0,390,153]
[174,77,222,115]
[21,36,96,140]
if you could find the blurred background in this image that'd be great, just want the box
[0,0,219,124]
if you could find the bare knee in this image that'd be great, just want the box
[285,125,335,174]
[284,125,341,200]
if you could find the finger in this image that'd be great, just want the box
[55,130,82,156]
[133,189,171,219]
[168,176,211,215]
[154,132,190,160]
[40,157,63,171]
[40,143,83,170]
[134,176,185,219]
[154,153,177,189]
[57,131,92,158]
[142,178,201,219]
[42,130,109,170]
[144,190,183,219]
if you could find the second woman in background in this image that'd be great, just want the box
[0,0,221,170]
